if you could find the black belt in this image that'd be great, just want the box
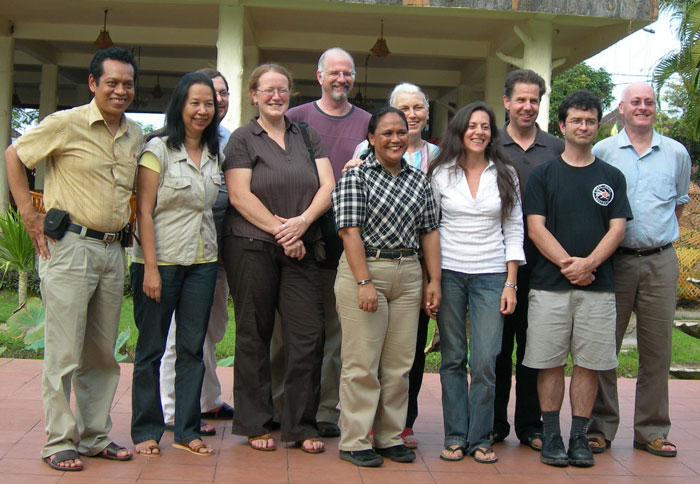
[365,248,417,260]
[67,223,122,243]
[616,243,673,257]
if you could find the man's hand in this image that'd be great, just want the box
[23,211,53,260]
[500,286,517,314]
[273,214,309,245]
[560,257,596,286]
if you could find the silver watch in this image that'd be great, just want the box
[504,281,518,291]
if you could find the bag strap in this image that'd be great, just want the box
[299,122,320,185]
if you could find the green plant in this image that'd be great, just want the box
[217,355,234,367]
[0,207,36,305]
[114,327,130,362]
[5,296,45,351]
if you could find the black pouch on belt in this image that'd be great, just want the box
[43,208,70,240]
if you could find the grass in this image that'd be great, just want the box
[1,289,699,378]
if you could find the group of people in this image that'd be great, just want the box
[4,44,689,472]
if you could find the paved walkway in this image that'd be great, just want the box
[0,358,699,483]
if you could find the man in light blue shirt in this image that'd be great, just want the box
[588,83,691,458]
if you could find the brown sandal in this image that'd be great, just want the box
[633,438,677,457]
[135,440,161,457]
[172,439,214,456]
[298,437,325,454]
[588,434,610,454]
[248,433,276,451]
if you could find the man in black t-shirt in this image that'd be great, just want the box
[522,91,632,469]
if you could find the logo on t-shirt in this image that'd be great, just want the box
[592,184,614,206]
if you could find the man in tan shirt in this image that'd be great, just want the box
[4,47,142,471]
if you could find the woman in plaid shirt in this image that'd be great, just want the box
[331,106,442,467]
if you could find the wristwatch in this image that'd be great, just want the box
[504,281,518,291]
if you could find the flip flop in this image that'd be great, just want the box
[527,432,543,451]
[401,428,419,449]
[94,442,132,461]
[472,445,498,464]
[135,441,160,457]
[43,449,83,471]
[172,440,214,456]
[439,444,466,462]
[248,433,276,451]
[297,437,325,454]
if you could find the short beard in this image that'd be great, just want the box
[330,90,348,101]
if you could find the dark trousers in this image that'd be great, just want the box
[223,236,324,442]
[493,267,542,442]
[130,262,217,445]
[406,309,429,428]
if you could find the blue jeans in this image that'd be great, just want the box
[437,269,505,451]
[130,262,218,445]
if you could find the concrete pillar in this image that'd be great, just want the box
[496,20,565,132]
[34,63,59,189]
[484,56,507,127]
[522,20,554,131]
[0,33,14,211]
[241,45,260,125]
[216,3,244,132]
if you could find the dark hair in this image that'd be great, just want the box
[89,47,138,84]
[197,68,228,91]
[557,90,602,123]
[148,72,219,154]
[365,106,408,155]
[428,102,518,219]
[503,69,546,100]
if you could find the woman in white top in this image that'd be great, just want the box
[428,101,524,464]
[351,83,438,448]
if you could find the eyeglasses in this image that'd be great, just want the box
[566,119,598,128]
[627,100,655,107]
[256,88,290,97]
[324,70,356,79]
[216,90,229,98]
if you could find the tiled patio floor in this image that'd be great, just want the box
[0,358,699,483]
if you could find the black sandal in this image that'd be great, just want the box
[43,449,83,471]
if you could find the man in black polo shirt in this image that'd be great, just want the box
[493,69,563,451]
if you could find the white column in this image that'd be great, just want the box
[241,45,259,124]
[522,20,554,131]
[217,3,244,132]
[0,33,15,211]
[34,63,59,189]
[484,55,507,127]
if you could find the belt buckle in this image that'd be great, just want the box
[103,232,118,243]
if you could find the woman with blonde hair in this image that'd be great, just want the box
[222,64,335,453]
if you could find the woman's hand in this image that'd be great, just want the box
[341,158,364,175]
[500,286,517,315]
[143,266,162,302]
[282,238,306,260]
[423,279,441,318]
[358,283,378,313]
[273,214,309,245]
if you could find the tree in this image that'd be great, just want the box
[548,63,615,136]
[11,108,39,134]
[656,80,700,177]
[0,207,36,306]
[654,0,700,138]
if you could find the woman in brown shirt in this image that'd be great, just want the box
[222,64,335,453]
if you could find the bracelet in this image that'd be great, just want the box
[504,281,518,291]
[357,279,373,286]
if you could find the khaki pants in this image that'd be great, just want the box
[39,232,124,458]
[335,254,422,451]
[590,248,678,443]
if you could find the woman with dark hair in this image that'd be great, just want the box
[222,63,334,454]
[131,71,221,457]
[332,106,441,467]
[429,102,524,464]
